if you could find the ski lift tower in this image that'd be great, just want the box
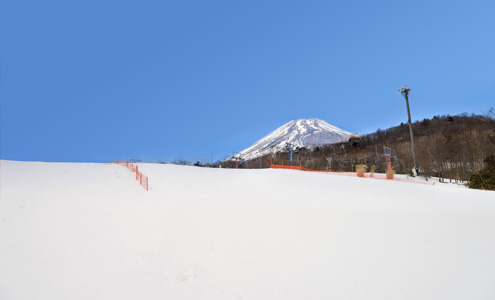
[326,157,333,171]
[285,143,296,166]
[398,85,419,176]
[231,153,242,169]
[374,147,382,172]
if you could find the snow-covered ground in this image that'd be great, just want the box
[1,160,494,300]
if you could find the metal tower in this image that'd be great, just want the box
[398,85,419,176]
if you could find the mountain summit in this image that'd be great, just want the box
[239,118,352,160]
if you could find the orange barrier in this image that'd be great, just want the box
[270,163,352,174]
[270,164,304,170]
[270,163,435,185]
[114,160,149,191]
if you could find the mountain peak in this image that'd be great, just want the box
[238,118,351,160]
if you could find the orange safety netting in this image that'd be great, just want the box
[270,163,435,185]
[113,160,149,191]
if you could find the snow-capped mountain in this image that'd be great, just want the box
[238,118,352,160]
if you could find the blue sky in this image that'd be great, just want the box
[1,0,494,163]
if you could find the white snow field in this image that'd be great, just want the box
[1,160,494,300]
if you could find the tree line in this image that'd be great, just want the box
[239,112,495,183]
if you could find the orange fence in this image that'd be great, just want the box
[270,163,435,185]
[270,164,305,171]
[270,163,353,174]
[114,160,149,191]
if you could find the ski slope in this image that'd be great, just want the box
[1,160,494,300]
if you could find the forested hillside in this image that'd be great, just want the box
[238,112,495,182]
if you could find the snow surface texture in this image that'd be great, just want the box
[238,118,352,160]
[1,160,495,300]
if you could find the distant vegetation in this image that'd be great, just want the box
[235,110,495,189]
[468,155,495,190]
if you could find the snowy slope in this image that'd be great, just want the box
[1,160,495,300]
[238,118,351,160]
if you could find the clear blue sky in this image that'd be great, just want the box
[1,0,494,163]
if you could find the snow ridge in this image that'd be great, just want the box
[239,118,351,160]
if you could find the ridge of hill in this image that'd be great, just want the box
[237,113,495,181]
